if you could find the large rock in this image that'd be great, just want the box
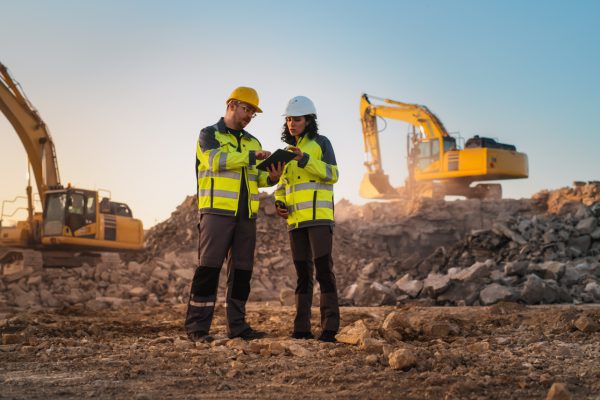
[388,347,417,370]
[394,274,423,298]
[479,283,514,305]
[336,319,371,345]
[529,261,565,281]
[422,273,450,297]
[452,260,493,282]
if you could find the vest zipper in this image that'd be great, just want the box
[312,191,317,220]
[210,178,214,208]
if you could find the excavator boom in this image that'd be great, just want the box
[0,62,61,198]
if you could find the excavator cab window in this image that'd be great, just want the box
[415,139,440,170]
[85,196,96,224]
[66,193,86,233]
[43,193,67,236]
[443,137,457,152]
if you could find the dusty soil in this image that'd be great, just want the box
[1,303,599,399]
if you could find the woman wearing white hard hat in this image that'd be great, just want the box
[274,96,340,342]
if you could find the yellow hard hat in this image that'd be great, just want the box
[226,86,262,113]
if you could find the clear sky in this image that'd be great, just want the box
[1,0,599,228]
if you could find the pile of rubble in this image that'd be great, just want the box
[1,182,599,311]
[342,182,600,306]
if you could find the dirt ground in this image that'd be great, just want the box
[1,303,600,399]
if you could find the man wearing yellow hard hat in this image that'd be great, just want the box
[185,86,283,341]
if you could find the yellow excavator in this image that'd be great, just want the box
[359,94,528,200]
[0,61,143,267]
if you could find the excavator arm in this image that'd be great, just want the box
[0,62,62,200]
[359,94,451,198]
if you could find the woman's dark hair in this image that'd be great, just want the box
[281,114,318,145]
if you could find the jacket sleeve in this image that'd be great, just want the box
[274,182,286,204]
[258,170,272,188]
[297,136,339,184]
[197,127,255,172]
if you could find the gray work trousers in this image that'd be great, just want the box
[289,225,340,333]
[185,213,256,338]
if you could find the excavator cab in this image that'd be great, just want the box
[41,188,143,251]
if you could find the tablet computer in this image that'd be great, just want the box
[256,149,296,171]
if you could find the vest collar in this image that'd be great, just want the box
[217,117,251,138]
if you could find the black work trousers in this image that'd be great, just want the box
[289,225,340,334]
[185,213,256,338]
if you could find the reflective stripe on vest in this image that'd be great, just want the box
[199,189,238,199]
[197,125,264,217]
[286,182,333,195]
[198,170,241,180]
[288,200,334,212]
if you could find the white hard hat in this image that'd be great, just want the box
[284,96,316,117]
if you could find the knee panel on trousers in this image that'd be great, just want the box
[231,269,252,301]
[191,266,220,297]
[314,255,336,293]
[294,260,313,294]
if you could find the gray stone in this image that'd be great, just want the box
[559,267,584,287]
[575,217,597,235]
[521,274,547,304]
[279,288,295,306]
[422,273,451,297]
[355,282,395,306]
[127,262,143,275]
[40,289,60,307]
[152,268,169,280]
[173,269,194,281]
[493,222,527,245]
[286,343,311,357]
[583,282,600,300]
[452,261,491,282]
[437,281,481,305]
[504,261,529,276]
[480,283,514,305]
[568,235,591,254]
[529,261,565,280]
[591,227,600,240]
[394,275,423,298]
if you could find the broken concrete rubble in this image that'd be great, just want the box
[1,182,600,310]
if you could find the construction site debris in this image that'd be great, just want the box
[1,182,600,311]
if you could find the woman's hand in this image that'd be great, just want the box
[267,162,285,183]
[288,146,304,161]
[255,150,271,160]
[275,201,288,219]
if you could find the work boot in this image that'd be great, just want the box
[231,327,267,341]
[318,330,337,343]
[187,331,214,343]
[291,331,314,340]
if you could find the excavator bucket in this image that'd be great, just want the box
[359,172,400,199]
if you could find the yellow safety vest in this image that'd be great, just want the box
[196,119,270,218]
[275,133,339,229]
